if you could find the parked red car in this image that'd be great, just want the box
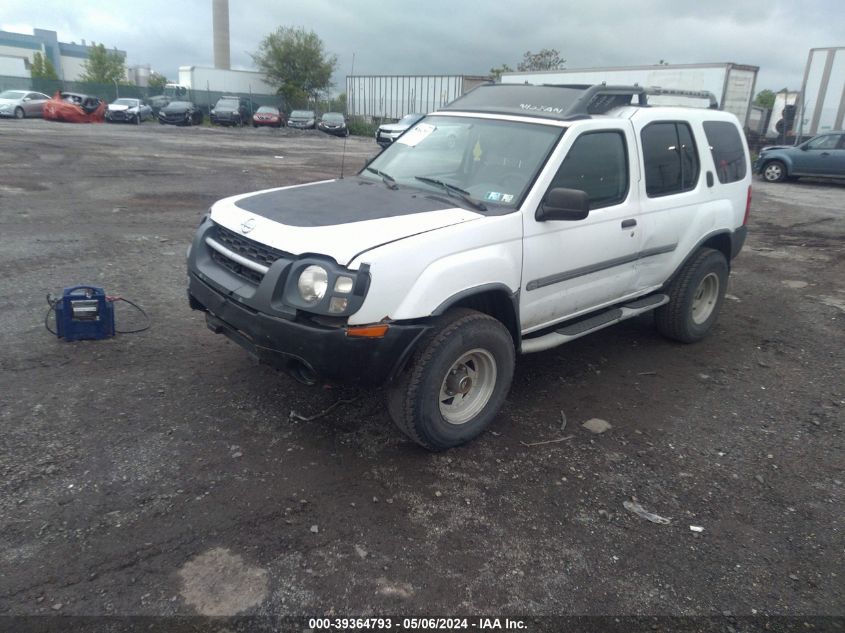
[252,106,287,128]
[43,91,105,123]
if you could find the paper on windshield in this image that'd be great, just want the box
[397,123,436,147]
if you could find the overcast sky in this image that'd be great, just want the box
[3,0,843,93]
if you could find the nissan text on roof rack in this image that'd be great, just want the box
[187,83,752,451]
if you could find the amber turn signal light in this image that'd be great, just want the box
[346,324,389,338]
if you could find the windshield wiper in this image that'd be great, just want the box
[413,176,487,212]
[365,167,398,190]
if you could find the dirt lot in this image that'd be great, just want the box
[0,120,842,623]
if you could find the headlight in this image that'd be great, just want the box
[210,110,216,115]
[297,265,328,303]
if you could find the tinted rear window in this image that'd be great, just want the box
[703,121,747,184]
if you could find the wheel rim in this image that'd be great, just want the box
[692,272,720,325]
[764,163,782,181]
[439,348,497,425]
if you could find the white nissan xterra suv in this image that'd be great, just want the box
[187,84,751,451]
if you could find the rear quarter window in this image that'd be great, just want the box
[703,121,747,184]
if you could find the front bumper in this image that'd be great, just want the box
[188,272,430,387]
[319,125,348,136]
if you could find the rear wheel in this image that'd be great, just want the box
[655,248,729,343]
[387,309,514,451]
[762,160,787,183]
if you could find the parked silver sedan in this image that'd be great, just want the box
[106,98,153,124]
[0,90,51,119]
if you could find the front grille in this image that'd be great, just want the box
[211,249,264,284]
[211,224,290,284]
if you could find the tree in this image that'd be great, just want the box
[30,52,58,80]
[148,72,168,92]
[754,89,776,109]
[80,43,126,85]
[517,48,565,72]
[489,63,513,82]
[252,27,337,107]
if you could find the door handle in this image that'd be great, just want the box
[621,219,637,229]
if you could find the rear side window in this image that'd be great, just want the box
[549,131,629,208]
[703,121,747,184]
[641,122,700,197]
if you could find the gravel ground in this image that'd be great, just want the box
[0,119,842,623]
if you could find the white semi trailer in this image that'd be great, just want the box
[795,47,845,139]
[501,62,759,128]
[177,66,275,96]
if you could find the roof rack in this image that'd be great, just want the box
[440,83,718,121]
[640,86,719,109]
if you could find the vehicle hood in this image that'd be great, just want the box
[0,97,22,106]
[289,116,314,121]
[214,106,238,113]
[162,104,190,113]
[209,178,483,266]
[760,144,797,153]
[108,104,135,112]
[378,123,410,133]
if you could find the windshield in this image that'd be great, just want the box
[360,115,563,209]
[114,98,138,106]
[322,113,344,122]
[0,90,26,99]
[291,110,314,118]
[217,99,238,108]
[256,106,278,114]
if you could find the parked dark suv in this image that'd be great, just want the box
[210,96,254,126]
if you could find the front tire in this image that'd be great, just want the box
[655,248,729,343]
[762,160,787,183]
[387,309,515,451]
[15,107,24,119]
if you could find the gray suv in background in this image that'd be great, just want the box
[210,96,254,126]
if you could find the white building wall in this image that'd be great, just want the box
[59,56,88,81]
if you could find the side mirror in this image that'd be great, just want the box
[536,187,590,221]
[23,97,31,102]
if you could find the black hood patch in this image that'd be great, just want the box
[233,178,460,227]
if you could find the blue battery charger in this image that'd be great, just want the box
[54,286,115,341]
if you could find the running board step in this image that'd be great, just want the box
[521,294,669,354]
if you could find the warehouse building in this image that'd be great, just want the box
[0,28,126,81]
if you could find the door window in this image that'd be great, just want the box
[806,134,841,150]
[548,131,629,209]
[642,122,700,197]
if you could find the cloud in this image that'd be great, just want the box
[2,0,841,92]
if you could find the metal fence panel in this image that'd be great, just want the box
[346,75,469,120]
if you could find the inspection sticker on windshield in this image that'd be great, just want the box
[484,191,514,203]
[397,123,436,147]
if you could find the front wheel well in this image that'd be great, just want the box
[436,287,519,346]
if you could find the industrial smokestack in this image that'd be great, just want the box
[212,0,230,70]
